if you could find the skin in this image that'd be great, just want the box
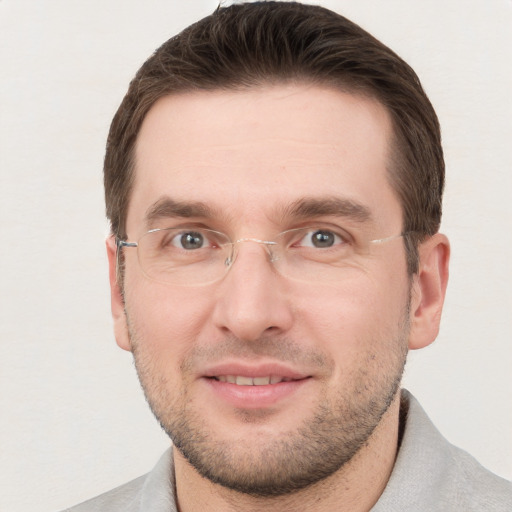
[107,85,449,512]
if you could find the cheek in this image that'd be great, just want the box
[292,270,409,354]
[124,280,214,361]
[292,281,409,394]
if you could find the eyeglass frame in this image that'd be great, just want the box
[115,225,411,286]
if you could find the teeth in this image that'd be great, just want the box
[215,375,286,385]
[236,376,254,386]
[253,376,271,385]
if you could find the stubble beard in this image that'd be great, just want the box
[128,316,409,498]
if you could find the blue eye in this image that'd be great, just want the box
[172,231,205,250]
[299,229,344,248]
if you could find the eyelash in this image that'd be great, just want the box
[154,223,355,248]
[294,228,347,248]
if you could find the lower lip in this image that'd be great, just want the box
[203,377,310,409]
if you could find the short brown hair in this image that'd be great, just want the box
[105,1,444,274]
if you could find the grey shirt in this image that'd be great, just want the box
[63,391,512,511]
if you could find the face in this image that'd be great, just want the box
[112,85,416,496]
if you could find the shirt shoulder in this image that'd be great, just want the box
[438,439,512,510]
[60,474,147,512]
[60,449,177,512]
[373,390,512,511]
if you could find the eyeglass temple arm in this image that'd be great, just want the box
[370,232,414,245]
[117,239,138,249]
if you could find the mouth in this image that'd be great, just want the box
[202,366,312,409]
[210,375,302,385]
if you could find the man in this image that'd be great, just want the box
[66,2,512,511]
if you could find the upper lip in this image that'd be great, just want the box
[202,362,311,380]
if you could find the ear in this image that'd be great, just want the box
[106,236,132,352]
[408,233,450,350]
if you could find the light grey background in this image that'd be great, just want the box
[1,1,511,511]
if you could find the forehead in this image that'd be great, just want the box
[127,85,401,234]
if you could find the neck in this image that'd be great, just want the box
[173,392,402,512]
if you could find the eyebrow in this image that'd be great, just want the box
[144,195,372,228]
[144,197,219,227]
[281,196,372,223]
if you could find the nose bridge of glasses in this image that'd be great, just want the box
[235,237,278,246]
[227,237,279,267]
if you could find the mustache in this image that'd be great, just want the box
[180,334,333,374]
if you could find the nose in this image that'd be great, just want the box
[212,241,293,342]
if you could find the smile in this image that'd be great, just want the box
[212,375,298,385]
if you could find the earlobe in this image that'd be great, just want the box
[106,236,132,352]
[408,233,450,350]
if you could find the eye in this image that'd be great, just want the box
[171,231,207,250]
[297,229,346,249]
